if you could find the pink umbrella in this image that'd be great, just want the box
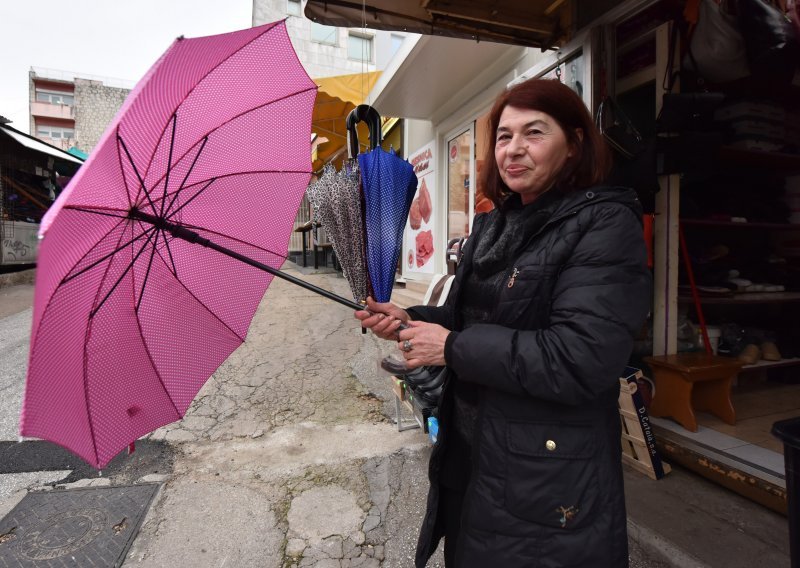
[20,20,362,469]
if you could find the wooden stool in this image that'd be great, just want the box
[644,353,742,432]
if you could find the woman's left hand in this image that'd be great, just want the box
[396,320,450,367]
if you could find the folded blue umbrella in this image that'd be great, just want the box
[359,146,417,302]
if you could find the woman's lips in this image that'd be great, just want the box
[505,165,528,175]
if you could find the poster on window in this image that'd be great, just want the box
[403,141,436,275]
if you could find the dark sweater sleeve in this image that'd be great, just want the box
[447,203,651,405]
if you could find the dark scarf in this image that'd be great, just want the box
[471,190,559,278]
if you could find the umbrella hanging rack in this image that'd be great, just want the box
[128,207,365,312]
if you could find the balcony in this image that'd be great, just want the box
[30,101,75,121]
[37,136,73,151]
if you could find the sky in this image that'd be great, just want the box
[1,0,254,133]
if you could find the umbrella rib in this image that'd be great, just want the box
[160,169,310,221]
[159,113,178,218]
[160,230,180,278]
[148,237,246,343]
[135,229,160,313]
[164,178,216,222]
[118,134,159,216]
[130,273,182,420]
[137,19,302,185]
[90,227,158,318]
[142,85,317,198]
[81,216,146,467]
[164,136,208,216]
[63,222,153,285]
[64,205,131,220]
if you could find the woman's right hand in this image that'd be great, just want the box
[355,296,409,341]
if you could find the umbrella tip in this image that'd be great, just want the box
[177,35,185,41]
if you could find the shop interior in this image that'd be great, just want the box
[608,1,800,504]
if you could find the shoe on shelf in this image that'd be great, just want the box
[738,344,761,365]
[761,341,782,361]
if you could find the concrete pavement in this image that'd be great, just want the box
[0,264,790,567]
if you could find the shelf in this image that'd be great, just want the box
[679,292,800,305]
[681,219,800,230]
[616,66,656,94]
[741,357,800,372]
[718,146,800,172]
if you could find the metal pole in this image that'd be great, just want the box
[129,209,364,312]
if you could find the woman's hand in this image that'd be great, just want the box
[396,320,449,367]
[354,296,409,341]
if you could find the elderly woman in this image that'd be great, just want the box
[356,78,651,568]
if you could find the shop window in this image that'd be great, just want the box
[311,22,337,45]
[35,90,74,106]
[286,0,301,16]
[348,33,373,62]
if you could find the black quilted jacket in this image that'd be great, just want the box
[408,186,651,568]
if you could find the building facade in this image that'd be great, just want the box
[253,0,407,79]
[28,67,133,154]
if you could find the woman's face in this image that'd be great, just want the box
[494,106,576,205]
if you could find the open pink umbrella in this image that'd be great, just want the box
[20,20,363,469]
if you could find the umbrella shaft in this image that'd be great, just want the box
[129,209,365,312]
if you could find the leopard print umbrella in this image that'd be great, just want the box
[306,160,369,303]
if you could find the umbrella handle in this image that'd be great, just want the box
[346,104,382,155]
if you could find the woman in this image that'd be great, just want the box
[356,78,651,567]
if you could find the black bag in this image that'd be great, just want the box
[597,98,660,213]
[597,97,645,159]
[738,0,799,87]
[657,92,726,133]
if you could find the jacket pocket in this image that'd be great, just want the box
[504,421,599,529]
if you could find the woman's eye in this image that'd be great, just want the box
[526,129,542,136]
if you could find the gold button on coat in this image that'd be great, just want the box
[545,440,557,451]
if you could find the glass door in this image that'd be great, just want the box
[446,126,474,241]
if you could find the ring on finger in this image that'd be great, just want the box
[402,339,413,352]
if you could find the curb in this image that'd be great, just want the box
[627,518,711,568]
[0,268,35,289]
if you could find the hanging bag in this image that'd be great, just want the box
[597,97,645,160]
[737,0,800,87]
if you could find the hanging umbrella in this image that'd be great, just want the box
[350,105,418,302]
[20,20,365,469]
[306,160,369,303]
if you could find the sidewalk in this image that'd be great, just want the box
[0,266,791,567]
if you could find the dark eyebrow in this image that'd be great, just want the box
[497,119,548,133]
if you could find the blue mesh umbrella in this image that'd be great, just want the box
[348,106,417,302]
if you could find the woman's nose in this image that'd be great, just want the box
[507,134,525,155]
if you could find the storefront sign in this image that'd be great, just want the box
[404,141,436,275]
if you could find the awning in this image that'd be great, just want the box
[0,124,84,165]
[312,71,382,172]
[304,0,573,49]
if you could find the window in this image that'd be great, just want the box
[287,0,301,16]
[348,33,373,62]
[311,22,337,45]
[36,125,75,140]
[390,34,404,58]
[35,90,74,106]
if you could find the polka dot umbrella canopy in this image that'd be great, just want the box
[19,20,353,469]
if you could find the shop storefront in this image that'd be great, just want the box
[307,0,800,512]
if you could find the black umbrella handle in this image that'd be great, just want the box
[346,104,382,157]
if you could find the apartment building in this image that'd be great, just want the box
[28,67,133,155]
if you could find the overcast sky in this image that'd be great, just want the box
[1,0,253,133]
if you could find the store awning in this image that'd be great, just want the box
[304,0,573,49]
[312,71,382,172]
[0,124,83,165]
[369,34,524,120]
